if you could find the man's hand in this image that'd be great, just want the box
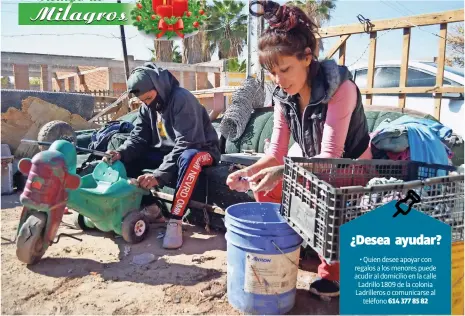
[249,165,285,194]
[137,174,159,190]
[103,150,121,164]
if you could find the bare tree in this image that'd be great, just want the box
[447,23,464,68]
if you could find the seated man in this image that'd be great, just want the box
[105,62,221,249]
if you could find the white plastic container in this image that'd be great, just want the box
[1,144,15,195]
[263,138,271,154]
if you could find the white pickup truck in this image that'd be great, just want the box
[349,61,464,136]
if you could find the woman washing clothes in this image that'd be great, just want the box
[226,0,372,298]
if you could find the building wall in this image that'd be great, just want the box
[80,67,108,91]
[112,82,127,93]
[49,65,244,94]
[52,66,109,92]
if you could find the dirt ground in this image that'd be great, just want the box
[1,193,339,315]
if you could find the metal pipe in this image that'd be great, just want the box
[259,14,265,88]
[150,190,225,215]
[21,139,111,158]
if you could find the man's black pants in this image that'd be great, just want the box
[124,149,213,220]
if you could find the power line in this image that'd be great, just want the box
[380,0,406,16]
[2,1,44,3]
[379,1,446,40]
[2,32,139,39]
[2,0,135,3]
[388,1,412,16]
[347,21,403,68]
[394,1,416,16]
[402,20,447,40]
[346,6,451,68]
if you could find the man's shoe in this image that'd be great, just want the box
[309,277,340,297]
[162,219,183,249]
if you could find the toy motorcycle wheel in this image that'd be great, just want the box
[16,213,47,265]
[71,212,91,231]
[122,211,149,244]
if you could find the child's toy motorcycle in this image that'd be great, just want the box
[16,140,150,265]
[16,140,81,264]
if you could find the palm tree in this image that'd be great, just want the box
[205,0,248,59]
[182,0,210,64]
[182,30,207,64]
[227,58,247,72]
[286,0,336,27]
[150,42,179,63]
[286,0,336,54]
[172,44,182,63]
[153,40,173,62]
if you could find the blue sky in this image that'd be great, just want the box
[1,0,463,70]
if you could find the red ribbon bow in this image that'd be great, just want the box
[157,18,184,39]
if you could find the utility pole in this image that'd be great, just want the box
[118,0,130,80]
[258,14,264,88]
[246,0,253,78]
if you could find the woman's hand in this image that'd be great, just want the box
[249,165,285,194]
[226,169,251,193]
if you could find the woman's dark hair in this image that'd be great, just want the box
[251,1,319,78]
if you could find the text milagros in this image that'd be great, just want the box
[19,1,133,26]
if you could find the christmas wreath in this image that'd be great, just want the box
[131,0,208,40]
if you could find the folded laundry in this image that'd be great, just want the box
[442,133,463,149]
[386,149,410,161]
[375,116,451,176]
[372,125,409,153]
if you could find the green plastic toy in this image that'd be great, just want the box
[67,160,151,243]
[15,139,152,266]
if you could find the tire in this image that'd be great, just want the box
[16,213,47,265]
[37,120,76,151]
[13,171,27,191]
[121,211,149,244]
[71,212,90,231]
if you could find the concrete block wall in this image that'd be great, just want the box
[13,64,29,90]
[6,55,226,97]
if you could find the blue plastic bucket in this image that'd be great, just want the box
[225,202,303,315]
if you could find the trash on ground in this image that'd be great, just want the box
[173,294,181,303]
[132,253,156,265]
[198,281,226,303]
[192,255,216,263]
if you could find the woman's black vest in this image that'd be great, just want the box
[273,60,370,159]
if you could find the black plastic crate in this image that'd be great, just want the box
[280,157,464,262]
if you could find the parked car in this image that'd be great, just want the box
[349,61,464,136]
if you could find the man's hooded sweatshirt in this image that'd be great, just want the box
[117,62,221,186]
